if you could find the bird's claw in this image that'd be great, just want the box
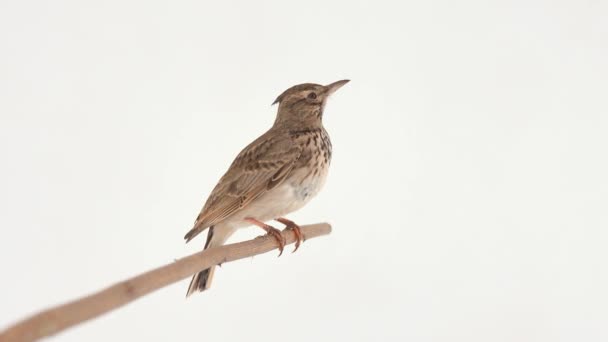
[266,226,286,256]
[276,218,303,253]
[245,217,286,256]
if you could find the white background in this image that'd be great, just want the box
[1,1,607,341]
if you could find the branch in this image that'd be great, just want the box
[0,223,332,342]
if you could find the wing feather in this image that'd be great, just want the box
[184,130,301,242]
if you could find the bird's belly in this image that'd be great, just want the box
[228,169,328,227]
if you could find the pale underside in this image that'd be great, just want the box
[219,167,327,229]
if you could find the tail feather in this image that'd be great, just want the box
[186,266,216,296]
[186,226,234,297]
[186,227,215,297]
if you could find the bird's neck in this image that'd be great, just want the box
[273,120,324,132]
[273,105,324,129]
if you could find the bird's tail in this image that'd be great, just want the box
[186,265,216,296]
[186,226,232,297]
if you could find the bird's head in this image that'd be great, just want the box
[272,80,349,127]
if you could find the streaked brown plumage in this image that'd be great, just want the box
[184,80,349,296]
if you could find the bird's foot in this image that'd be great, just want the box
[245,217,286,256]
[276,217,303,253]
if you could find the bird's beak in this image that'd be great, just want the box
[325,79,350,96]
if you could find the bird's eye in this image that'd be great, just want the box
[308,92,317,100]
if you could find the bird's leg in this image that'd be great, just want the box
[275,217,303,253]
[244,217,286,256]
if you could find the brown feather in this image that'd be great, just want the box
[183,130,302,242]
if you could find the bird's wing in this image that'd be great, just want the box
[184,131,301,242]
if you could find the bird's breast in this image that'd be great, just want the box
[288,162,329,203]
[288,127,332,203]
[226,128,332,226]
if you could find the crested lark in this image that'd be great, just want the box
[184,80,349,296]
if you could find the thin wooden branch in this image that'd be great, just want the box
[0,223,332,342]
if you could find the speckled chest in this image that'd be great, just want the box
[288,127,332,201]
[227,128,332,224]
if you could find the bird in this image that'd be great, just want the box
[183,80,349,296]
